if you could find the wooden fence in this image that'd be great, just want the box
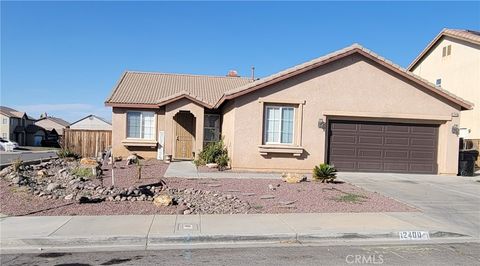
[63,129,112,158]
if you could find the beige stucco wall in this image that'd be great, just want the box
[0,114,10,139]
[224,53,462,175]
[111,107,165,159]
[411,37,480,139]
[111,98,205,160]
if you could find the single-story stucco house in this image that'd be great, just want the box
[105,44,473,175]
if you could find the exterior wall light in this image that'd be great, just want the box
[318,119,327,130]
[452,124,460,135]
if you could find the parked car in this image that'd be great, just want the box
[0,138,18,151]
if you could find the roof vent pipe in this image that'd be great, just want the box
[251,66,255,80]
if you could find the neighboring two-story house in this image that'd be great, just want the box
[0,106,36,145]
[409,29,479,148]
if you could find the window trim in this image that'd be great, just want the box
[126,111,156,140]
[263,105,295,145]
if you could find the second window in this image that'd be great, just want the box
[264,106,294,144]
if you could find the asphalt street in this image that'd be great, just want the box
[0,150,57,165]
[1,243,479,266]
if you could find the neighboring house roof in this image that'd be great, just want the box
[35,116,70,135]
[0,106,36,120]
[0,106,25,119]
[105,44,473,111]
[25,124,47,134]
[105,72,253,108]
[217,43,473,110]
[408,28,480,71]
[37,116,70,127]
[70,114,112,126]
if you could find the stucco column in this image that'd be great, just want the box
[438,117,460,175]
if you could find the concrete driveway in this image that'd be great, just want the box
[339,172,480,239]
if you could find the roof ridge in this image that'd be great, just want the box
[125,70,253,80]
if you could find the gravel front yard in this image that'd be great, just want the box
[0,159,416,216]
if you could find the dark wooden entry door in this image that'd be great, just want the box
[327,120,438,174]
[174,112,195,160]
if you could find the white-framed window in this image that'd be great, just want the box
[2,118,7,124]
[264,105,294,145]
[126,111,155,139]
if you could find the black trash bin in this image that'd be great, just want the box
[458,150,479,176]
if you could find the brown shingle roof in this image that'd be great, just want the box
[408,28,480,70]
[105,71,252,108]
[217,43,473,110]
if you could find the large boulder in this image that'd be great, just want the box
[282,173,307,183]
[80,158,98,167]
[153,194,173,207]
[0,166,13,178]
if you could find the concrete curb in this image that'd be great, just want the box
[0,156,58,170]
[0,230,473,253]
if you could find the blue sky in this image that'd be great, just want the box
[1,1,479,123]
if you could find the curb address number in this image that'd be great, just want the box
[399,231,429,240]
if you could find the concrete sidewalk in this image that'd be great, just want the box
[164,161,280,179]
[0,212,473,253]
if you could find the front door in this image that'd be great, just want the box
[174,112,195,160]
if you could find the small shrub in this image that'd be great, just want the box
[71,167,94,178]
[312,163,337,183]
[334,193,368,203]
[57,149,80,159]
[195,140,230,170]
[12,158,23,172]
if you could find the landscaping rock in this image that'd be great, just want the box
[46,183,60,192]
[268,184,276,191]
[206,163,218,169]
[282,173,307,183]
[80,158,98,167]
[153,194,173,207]
[278,200,296,205]
[0,166,13,177]
[64,194,74,200]
[260,195,275,199]
[126,154,138,165]
[37,170,48,177]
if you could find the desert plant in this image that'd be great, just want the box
[12,158,23,172]
[216,153,229,171]
[71,167,95,178]
[312,163,337,183]
[334,193,368,203]
[57,148,80,159]
[195,139,229,170]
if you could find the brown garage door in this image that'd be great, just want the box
[327,120,438,174]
